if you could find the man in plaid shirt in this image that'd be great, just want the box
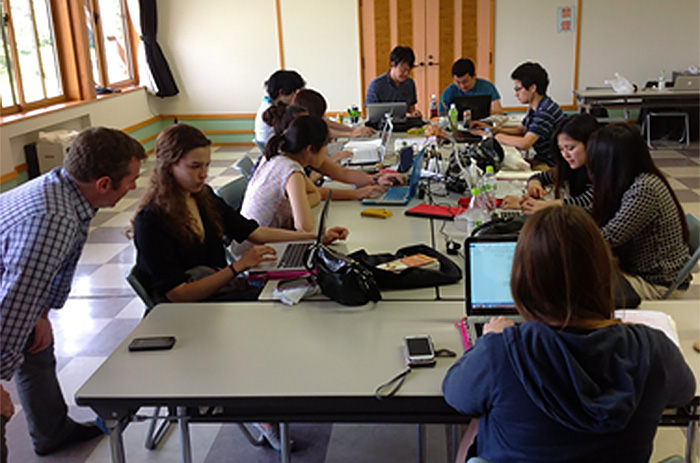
[0,127,145,458]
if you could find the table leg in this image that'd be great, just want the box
[685,404,697,463]
[280,422,291,463]
[106,418,126,463]
[416,423,426,463]
[177,406,193,463]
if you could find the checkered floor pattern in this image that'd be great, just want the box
[4,143,699,463]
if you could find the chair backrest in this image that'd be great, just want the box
[126,265,156,314]
[662,213,700,298]
[215,176,247,211]
[687,213,700,255]
[234,156,255,178]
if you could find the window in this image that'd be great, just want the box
[83,0,135,89]
[1,0,63,114]
[1,0,137,117]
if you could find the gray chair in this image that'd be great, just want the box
[234,155,255,179]
[215,176,247,212]
[662,213,700,299]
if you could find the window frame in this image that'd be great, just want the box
[0,0,139,117]
[84,0,138,90]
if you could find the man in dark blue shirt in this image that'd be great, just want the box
[440,58,502,115]
[471,62,566,169]
[365,46,421,117]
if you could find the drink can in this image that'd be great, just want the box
[463,109,472,125]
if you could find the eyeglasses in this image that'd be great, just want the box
[513,86,525,92]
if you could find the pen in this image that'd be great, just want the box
[454,317,471,350]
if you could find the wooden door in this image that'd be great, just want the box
[359,0,493,116]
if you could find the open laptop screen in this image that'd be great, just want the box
[466,237,518,314]
[452,95,491,121]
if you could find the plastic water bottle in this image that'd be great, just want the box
[482,165,497,210]
[658,70,666,91]
[448,103,458,131]
[464,187,490,234]
[430,94,438,118]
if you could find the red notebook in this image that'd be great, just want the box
[404,203,467,220]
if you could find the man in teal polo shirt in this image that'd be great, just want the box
[440,58,503,115]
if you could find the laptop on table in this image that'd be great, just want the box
[343,118,393,165]
[465,235,523,341]
[366,102,423,131]
[361,146,425,206]
[672,75,700,91]
[249,194,332,274]
[452,95,491,122]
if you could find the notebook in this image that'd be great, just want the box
[464,235,523,341]
[361,147,425,206]
[343,118,393,165]
[672,75,700,91]
[249,193,332,273]
[452,94,491,121]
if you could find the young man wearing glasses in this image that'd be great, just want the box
[365,45,422,117]
[471,61,565,169]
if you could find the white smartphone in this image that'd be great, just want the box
[403,335,436,367]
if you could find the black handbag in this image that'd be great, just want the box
[349,244,462,290]
[305,244,382,306]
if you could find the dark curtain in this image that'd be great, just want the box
[139,0,178,97]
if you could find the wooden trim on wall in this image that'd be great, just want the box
[122,116,161,133]
[357,0,367,108]
[162,114,256,120]
[572,0,582,106]
[274,0,285,68]
[202,130,254,135]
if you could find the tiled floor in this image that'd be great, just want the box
[4,143,700,463]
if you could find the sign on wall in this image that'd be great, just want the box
[557,6,576,33]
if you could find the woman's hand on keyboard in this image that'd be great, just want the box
[323,226,349,244]
[238,245,278,270]
[501,195,523,210]
[353,184,387,200]
[483,316,515,335]
[521,198,562,215]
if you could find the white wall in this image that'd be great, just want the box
[578,0,700,90]
[151,0,362,115]
[1,89,154,177]
[493,0,700,109]
[280,0,362,111]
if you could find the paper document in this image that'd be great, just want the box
[614,310,680,347]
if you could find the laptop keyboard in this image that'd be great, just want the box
[382,186,409,202]
[278,243,309,268]
[474,320,521,338]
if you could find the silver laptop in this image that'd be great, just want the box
[464,235,523,341]
[361,146,425,206]
[672,75,700,91]
[367,102,407,124]
[344,117,393,165]
[249,194,331,273]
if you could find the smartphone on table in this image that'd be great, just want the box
[128,336,176,352]
[403,335,436,367]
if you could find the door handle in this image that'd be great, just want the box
[417,61,425,67]
[427,61,439,66]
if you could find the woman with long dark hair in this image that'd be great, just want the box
[587,124,690,299]
[131,124,347,304]
[443,206,694,463]
[503,114,598,213]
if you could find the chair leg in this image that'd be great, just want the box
[144,406,174,450]
[237,423,266,446]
